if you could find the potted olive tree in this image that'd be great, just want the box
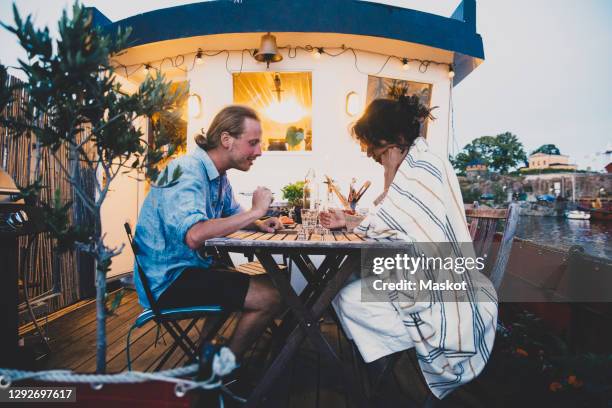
[281,181,305,223]
[1,2,185,373]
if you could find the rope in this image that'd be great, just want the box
[0,364,197,388]
[0,346,244,402]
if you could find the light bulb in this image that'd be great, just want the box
[448,66,455,78]
[402,58,409,71]
[195,49,204,66]
[263,97,307,124]
[313,48,323,59]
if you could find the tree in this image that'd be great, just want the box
[492,132,527,174]
[0,3,185,372]
[451,135,497,175]
[532,144,561,156]
[451,133,526,175]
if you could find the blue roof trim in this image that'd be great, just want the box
[94,0,483,58]
[93,0,484,84]
[451,0,476,32]
[87,7,112,27]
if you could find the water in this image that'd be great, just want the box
[515,216,611,259]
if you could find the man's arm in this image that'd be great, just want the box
[184,186,272,249]
[220,184,280,233]
[185,208,265,249]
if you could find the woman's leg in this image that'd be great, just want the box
[334,278,414,363]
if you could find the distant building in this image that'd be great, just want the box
[521,152,577,172]
[523,173,611,200]
[466,159,488,180]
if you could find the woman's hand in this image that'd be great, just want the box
[319,208,346,229]
[381,147,407,191]
[373,191,387,206]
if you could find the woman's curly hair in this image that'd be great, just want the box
[351,94,436,150]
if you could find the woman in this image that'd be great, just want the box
[320,95,498,401]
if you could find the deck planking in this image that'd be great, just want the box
[34,290,374,407]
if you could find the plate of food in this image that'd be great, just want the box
[279,215,295,225]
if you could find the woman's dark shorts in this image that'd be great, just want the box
[157,265,251,310]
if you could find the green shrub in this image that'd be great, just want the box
[281,181,305,206]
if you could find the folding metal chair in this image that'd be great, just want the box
[124,222,230,371]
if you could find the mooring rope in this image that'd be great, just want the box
[0,346,245,404]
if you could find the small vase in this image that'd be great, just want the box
[293,205,303,224]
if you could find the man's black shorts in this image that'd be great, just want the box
[157,265,251,310]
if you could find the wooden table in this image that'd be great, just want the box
[204,229,406,408]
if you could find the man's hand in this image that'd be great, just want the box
[252,186,273,216]
[255,217,282,233]
[319,208,346,229]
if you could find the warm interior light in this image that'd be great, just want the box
[263,97,307,124]
[346,91,361,116]
[188,94,202,118]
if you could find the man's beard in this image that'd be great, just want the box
[232,155,256,171]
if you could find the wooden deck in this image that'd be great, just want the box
[25,286,573,408]
[31,288,431,407]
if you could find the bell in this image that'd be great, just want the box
[254,32,283,68]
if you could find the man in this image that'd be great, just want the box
[133,105,282,361]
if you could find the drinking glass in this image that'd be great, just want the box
[301,209,318,231]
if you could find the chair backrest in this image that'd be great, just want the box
[124,222,160,315]
[465,202,520,290]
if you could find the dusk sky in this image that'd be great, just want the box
[1,0,610,170]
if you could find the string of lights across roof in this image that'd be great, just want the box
[114,40,455,79]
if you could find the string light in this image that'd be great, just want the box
[195,49,204,65]
[113,45,454,80]
[402,58,410,71]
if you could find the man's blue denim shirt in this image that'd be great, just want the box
[133,148,242,308]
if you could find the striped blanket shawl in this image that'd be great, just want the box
[355,137,498,399]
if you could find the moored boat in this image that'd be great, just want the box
[565,210,591,220]
[589,208,612,222]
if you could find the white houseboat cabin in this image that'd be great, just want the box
[90,0,485,278]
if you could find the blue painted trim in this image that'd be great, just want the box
[451,0,476,32]
[86,7,112,27]
[93,0,484,84]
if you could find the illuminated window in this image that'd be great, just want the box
[233,72,312,151]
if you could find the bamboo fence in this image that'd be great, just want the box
[0,73,95,317]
